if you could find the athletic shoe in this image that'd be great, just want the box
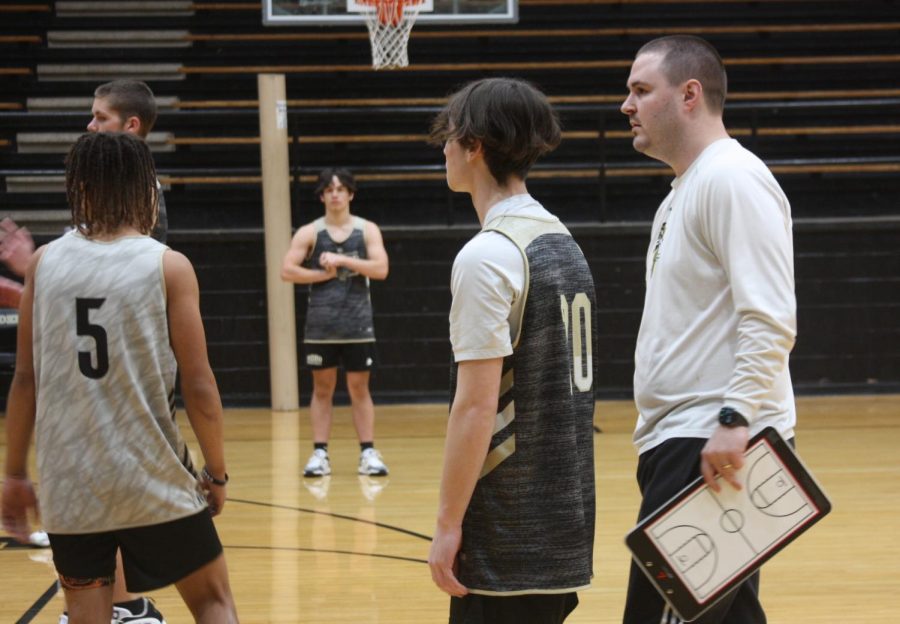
[303,475,331,501]
[358,475,389,501]
[358,448,389,476]
[113,597,166,623]
[28,530,50,548]
[303,448,331,477]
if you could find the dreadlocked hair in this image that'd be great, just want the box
[66,132,158,237]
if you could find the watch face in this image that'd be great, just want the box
[719,408,747,427]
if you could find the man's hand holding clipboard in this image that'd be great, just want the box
[626,428,832,622]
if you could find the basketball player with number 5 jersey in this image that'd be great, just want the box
[2,132,239,623]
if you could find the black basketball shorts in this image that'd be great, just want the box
[303,341,377,372]
[48,509,223,593]
[450,592,579,624]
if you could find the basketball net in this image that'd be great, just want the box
[357,0,424,70]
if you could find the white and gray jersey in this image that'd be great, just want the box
[33,231,205,534]
[450,202,598,595]
[303,216,375,343]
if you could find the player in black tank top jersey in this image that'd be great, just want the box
[304,217,375,343]
[281,169,391,484]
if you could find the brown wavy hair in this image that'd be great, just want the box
[65,132,158,237]
[429,77,561,184]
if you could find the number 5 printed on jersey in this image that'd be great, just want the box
[76,297,109,379]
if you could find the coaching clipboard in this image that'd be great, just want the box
[625,427,831,622]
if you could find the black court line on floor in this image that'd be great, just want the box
[226,544,427,564]
[16,580,57,624]
[229,497,434,541]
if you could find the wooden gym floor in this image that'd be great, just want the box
[2,394,899,623]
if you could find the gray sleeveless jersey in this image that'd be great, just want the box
[304,217,375,343]
[451,214,598,595]
[33,231,205,534]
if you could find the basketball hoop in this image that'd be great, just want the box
[355,0,425,70]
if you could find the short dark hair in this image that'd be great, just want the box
[314,168,357,196]
[637,35,727,114]
[66,133,159,237]
[429,78,561,184]
[93,80,158,138]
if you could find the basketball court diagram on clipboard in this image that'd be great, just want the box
[646,436,821,603]
[627,428,832,620]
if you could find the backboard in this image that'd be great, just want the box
[263,0,518,25]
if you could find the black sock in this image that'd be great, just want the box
[360,441,374,452]
[314,442,328,453]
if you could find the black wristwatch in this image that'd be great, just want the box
[718,407,749,428]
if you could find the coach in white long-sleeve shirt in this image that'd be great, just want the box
[633,136,796,453]
[620,36,797,624]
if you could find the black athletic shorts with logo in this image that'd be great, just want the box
[303,342,377,371]
[48,509,222,593]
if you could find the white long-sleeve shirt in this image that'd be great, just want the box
[633,138,797,454]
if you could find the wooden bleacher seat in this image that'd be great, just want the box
[54,1,194,17]
[36,63,185,82]
[46,30,191,48]
[16,131,174,153]
[0,36,43,45]
[26,95,179,111]
[182,21,900,44]
[0,4,51,12]
[173,52,900,75]
[0,210,70,235]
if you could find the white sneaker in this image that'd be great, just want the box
[358,448,389,476]
[28,530,50,548]
[303,448,332,477]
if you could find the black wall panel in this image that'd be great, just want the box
[167,218,900,406]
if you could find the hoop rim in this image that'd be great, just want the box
[349,0,430,10]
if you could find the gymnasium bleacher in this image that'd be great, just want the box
[1,0,898,404]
